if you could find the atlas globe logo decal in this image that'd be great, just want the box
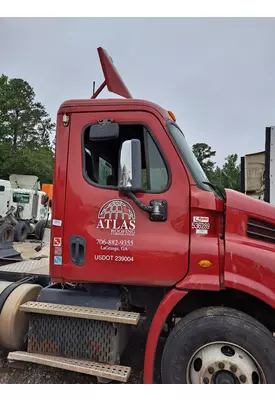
[97,199,136,236]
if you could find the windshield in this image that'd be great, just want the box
[167,123,213,192]
[13,192,30,204]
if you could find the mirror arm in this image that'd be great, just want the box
[126,192,168,222]
[127,192,153,214]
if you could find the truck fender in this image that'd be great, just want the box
[0,276,38,312]
[225,272,275,309]
[143,289,188,384]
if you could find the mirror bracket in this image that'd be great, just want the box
[127,192,167,222]
[98,118,114,125]
[149,199,168,222]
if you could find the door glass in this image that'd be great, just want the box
[83,123,168,192]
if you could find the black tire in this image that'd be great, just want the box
[14,221,29,242]
[161,306,275,384]
[0,223,14,243]
[34,220,46,241]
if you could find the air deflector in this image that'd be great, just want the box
[92,47,132,99]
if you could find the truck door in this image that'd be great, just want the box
[61,109,190,286]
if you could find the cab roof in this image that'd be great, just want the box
[58,98,172,121]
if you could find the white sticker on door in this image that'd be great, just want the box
[52,219,62,227]
[192,216,210,235]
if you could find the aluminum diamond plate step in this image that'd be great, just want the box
[0,258,49,276]
[20,301,140,325]
[8,351,131,383]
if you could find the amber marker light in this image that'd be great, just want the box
[198,260,213,268]
[168,111,176,121]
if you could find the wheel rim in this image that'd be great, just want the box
[186,341,266,384]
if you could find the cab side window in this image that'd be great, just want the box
[83,124,168,192]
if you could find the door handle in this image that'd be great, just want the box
[70,235,86,266]
[75,239,80,261]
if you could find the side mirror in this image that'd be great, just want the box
[118,139,142,193]
[49,199,52,208]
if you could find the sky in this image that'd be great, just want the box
[1,17,275,166]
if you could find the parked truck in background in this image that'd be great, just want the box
[241,126,275,204]
[1,47,275,384]
[0,174,49,242]
[241,151,265,201]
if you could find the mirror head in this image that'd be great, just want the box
[118,139,142,193]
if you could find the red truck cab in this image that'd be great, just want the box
[48,47,275,384]
[51,96,225,288]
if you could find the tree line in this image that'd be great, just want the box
[0,74,55,184]
[0,74,241,190]
[192,143,241,191]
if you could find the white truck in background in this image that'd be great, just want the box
[0,174,49,242]
[241,126,275,204]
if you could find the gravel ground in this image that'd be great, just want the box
[0,328,164,384]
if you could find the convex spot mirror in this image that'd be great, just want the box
[119,139,142,193]
[89,120,119,141]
